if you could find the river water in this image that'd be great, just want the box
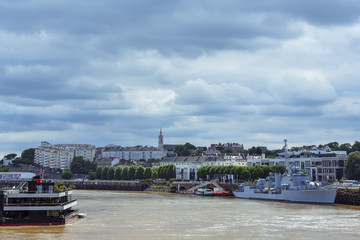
[1,190,360,240]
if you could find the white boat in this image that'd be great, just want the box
[233,168,337,204]
[77,209,87,218]
[196,188,213,196]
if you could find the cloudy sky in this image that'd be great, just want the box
[1,0,360,157]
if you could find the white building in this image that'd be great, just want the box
[101,146,164,161]
[161,155,247,180]
[34,142,96,170]
[246,148,347,182]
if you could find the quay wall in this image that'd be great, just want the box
[335,187,360,205]
[0,180,150,191]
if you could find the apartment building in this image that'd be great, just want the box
[101,145,165,161]
[34,142,96,170]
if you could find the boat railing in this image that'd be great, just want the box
[4,199,77,207]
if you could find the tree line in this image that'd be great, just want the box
[87,164,176,181]
[197,165,286,182]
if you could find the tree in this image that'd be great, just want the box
[88,171,96,180]
[252,167,264,180]
[71,156,97,174]
[197,166,207,180]
[62,170,73,180]
[351,141,360,153]
[135,166,145,179]
[151,169,158,179]
[240,168,251,181]
[339,143,352,153]
[102,166,109,180]
[345,151,360,180]
[115,166,123,180]
[271,165,286,174]
[107,166,115,180]
[0,166,10,172]
[21,148,35,163]
[166,164,176,180]
[122,166,129,180]
[5,153,17,159]
[128,165,137,180]
[144,167,152,179]
[96,167,103,179]
[234,166,243,181]
[327,142,340,151]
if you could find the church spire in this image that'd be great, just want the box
[158,128,164,150]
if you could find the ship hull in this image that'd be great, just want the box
[233,187,337,204]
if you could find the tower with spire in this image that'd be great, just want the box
[158,129,164,150]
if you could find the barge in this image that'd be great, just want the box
[0,177,79,226]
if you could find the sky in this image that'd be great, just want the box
[1,0,360,157]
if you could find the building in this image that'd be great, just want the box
[161,156,224,180]
[161,154,247,180]
[101,145,164,161]
[246,140,347,181]
[34,142,96,171]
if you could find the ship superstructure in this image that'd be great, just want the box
[0,178,78,226]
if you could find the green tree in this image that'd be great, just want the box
[351,141,360,153]
[135,166,145,180]
[115,166,123,180]
[62,170,73,180]
[261,166,272,178]
[5,153,17,159]
[345,151,360,180]
[0,166,10,172]
[234,166,243,181]
[88,171,96,180]
[128,165,137,180]
[197,166,207,180]
[122,166,130,180]
[71,156,97,174]
[102,166,109,180]
[144,167,152,179]
[96,167,103,179]
[327,142,340,151]
[21,148,35,163]
[252,166,264,180]
[166,164,176,180]
[151,169,158,179]
[107,166,115,180]
[339,143,352,153]
[240,168,251,181]
[271,165,286,174]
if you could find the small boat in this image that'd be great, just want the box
[212,187,233,196]
[196,188,214,196]
[77,210,87,218]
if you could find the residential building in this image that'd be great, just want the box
[34,142,96,171]
[101,145,165,161]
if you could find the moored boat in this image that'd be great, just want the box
[0,177,79,226]
[233,168,337,204]
[196,188,214,196]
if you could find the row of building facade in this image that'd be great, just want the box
[160,141,347,182]
[32,134,349,183]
